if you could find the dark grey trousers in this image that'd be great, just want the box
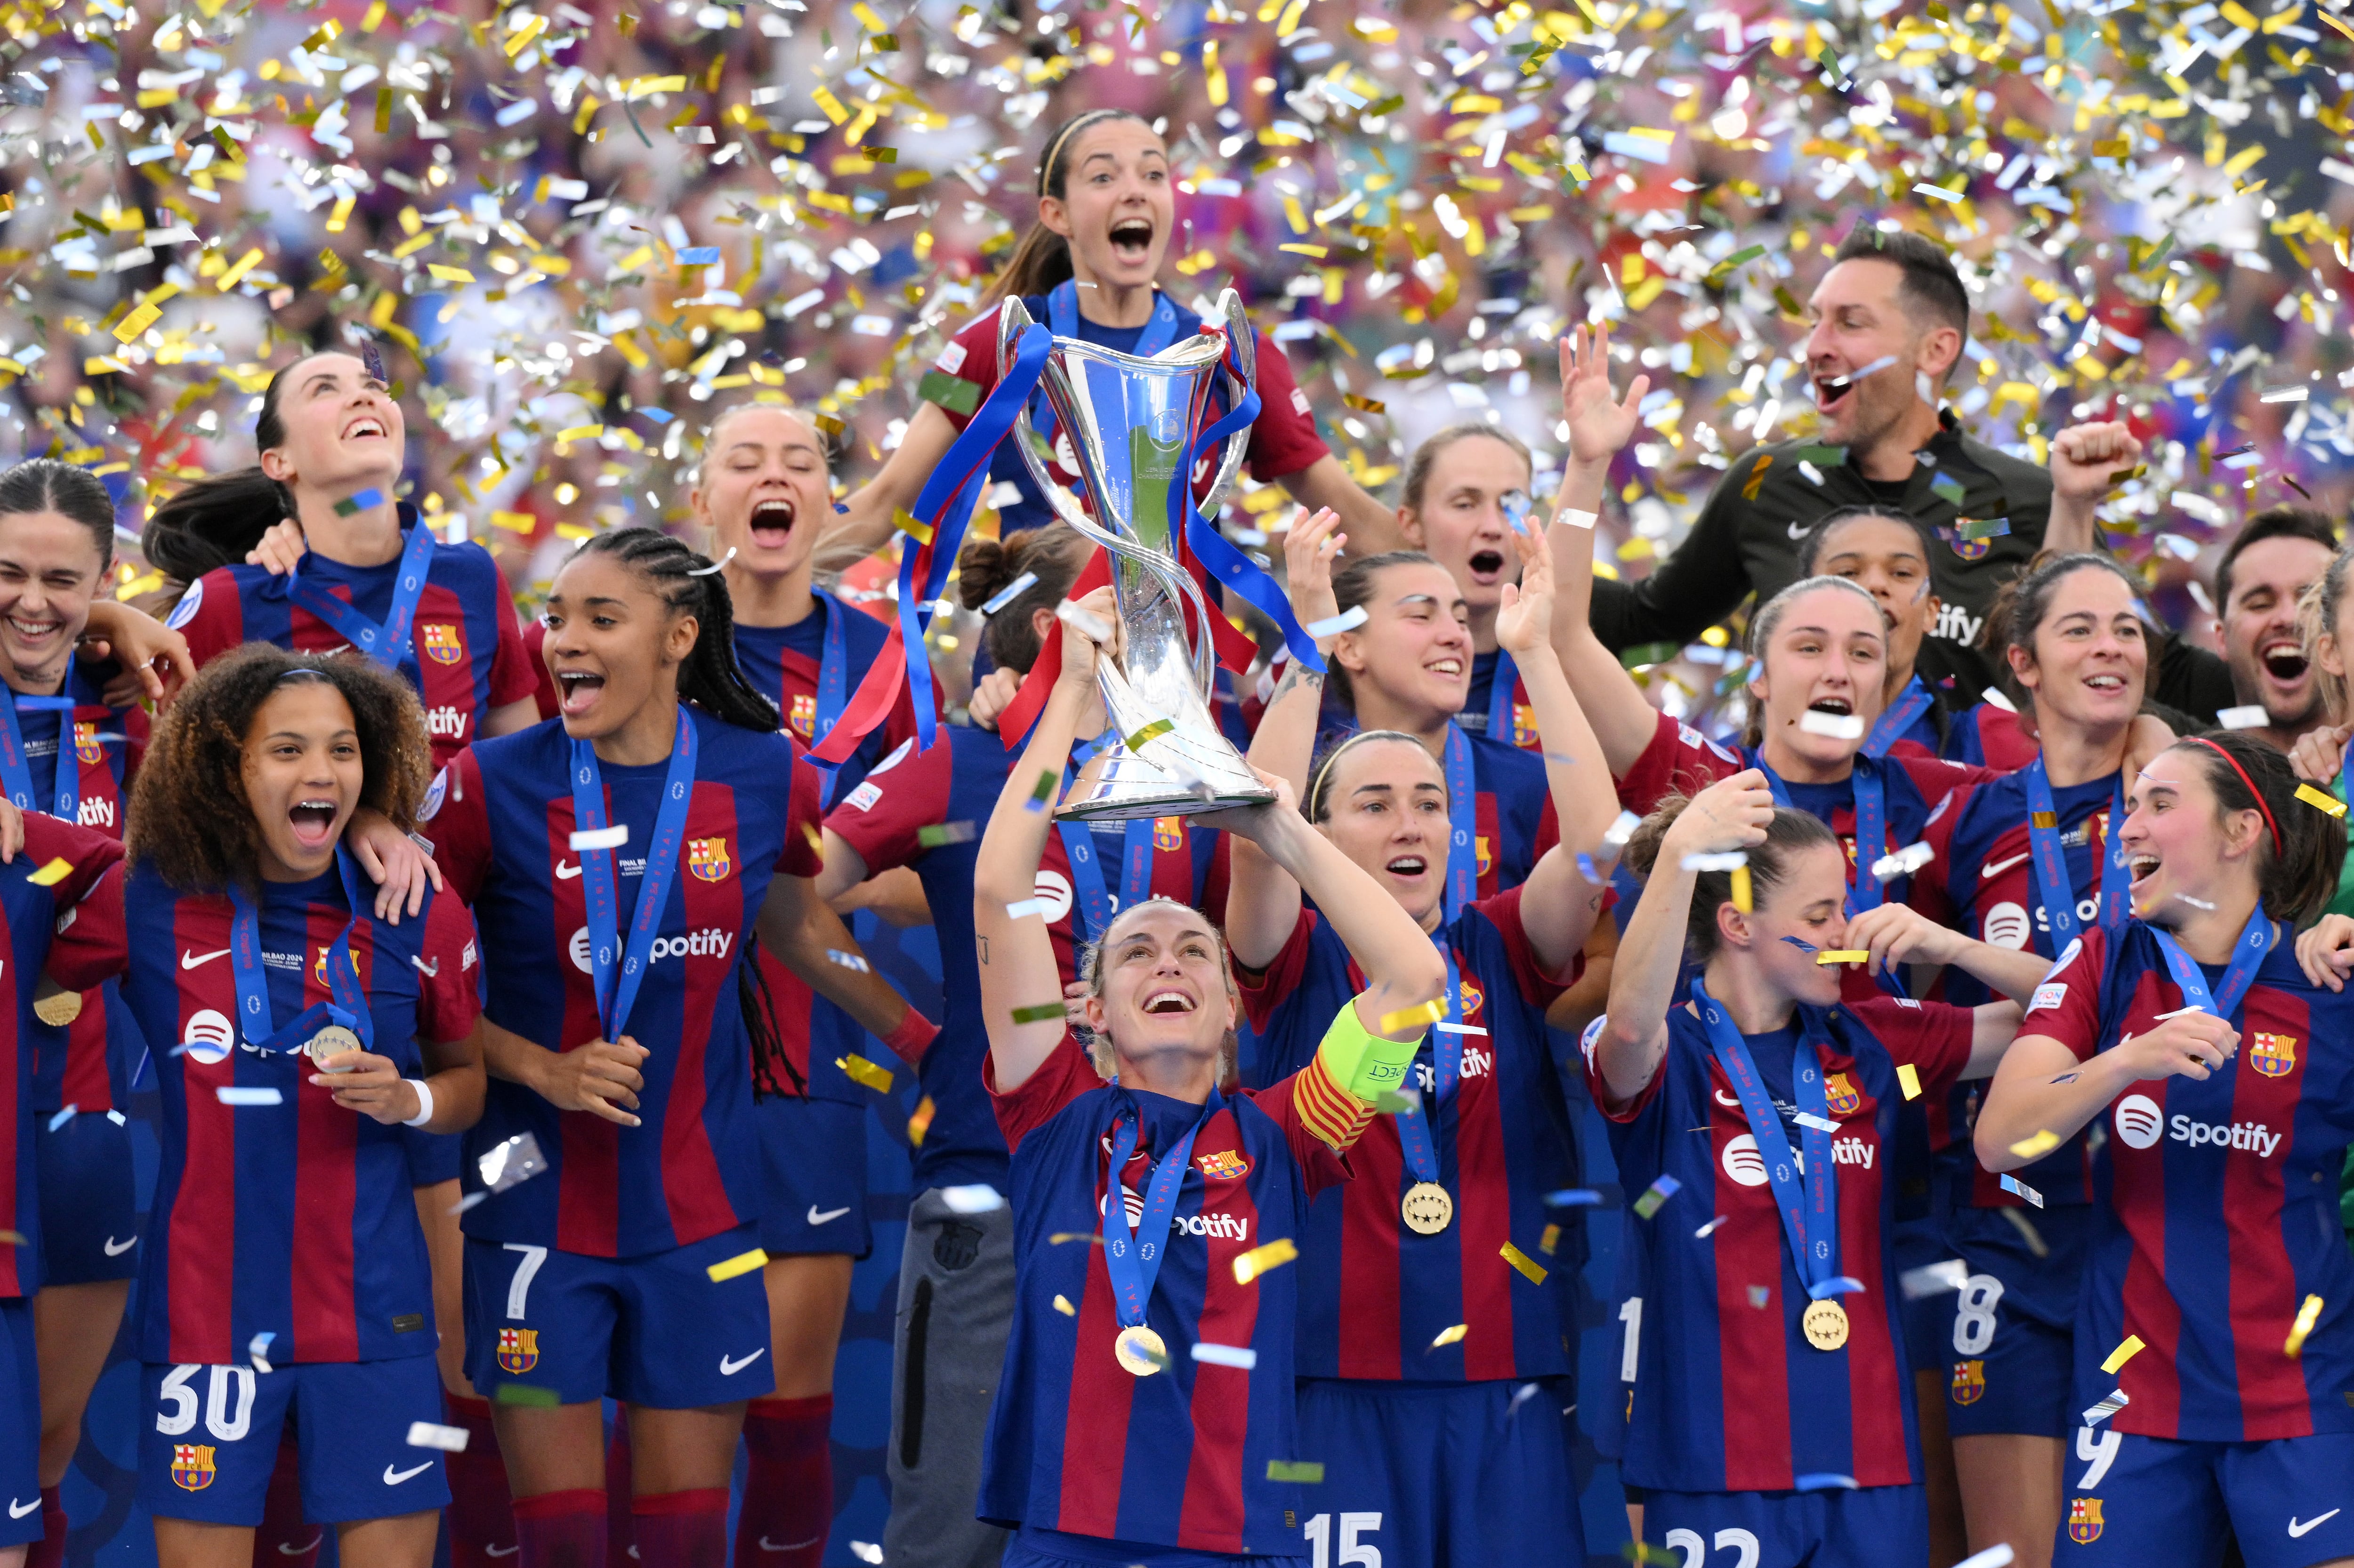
[882,1186,1016,1568]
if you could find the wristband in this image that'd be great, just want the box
[403,1078,435,1128]
[882,1010,939,1066]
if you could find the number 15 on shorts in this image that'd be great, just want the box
[1303,1512,1382,1568]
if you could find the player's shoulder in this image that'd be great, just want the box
[822,591,894,660]
[691,703,796,767]
[944,298,1012,357]
[424,530,501,584]
[164,563,259,632]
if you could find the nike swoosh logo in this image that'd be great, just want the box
[485,1548,520,1559]
[719,1349,766,1375]
[1786,521,1808,540]
[1981,852,2032,881]
[7,1499,37,1520]
[807,1205,851,1226]
[1714,1090,1742,1109]
[181,948,229,969]
[759,1539,824,1553]
[2290,1511,2342,1538]
[279,1538,322,1556]
[103,1236,134,1256]
[555,861,582,880]
[382,1462,433,1486]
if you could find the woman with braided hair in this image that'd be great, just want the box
[418,528,930,1568]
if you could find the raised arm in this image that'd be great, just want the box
[756,873,933,1054]
[821,402,962,560]
[1591,771,1774,1105]
[1280,455,1409,559]
[2045,421,2142,557]
[1974,1012,2234,1171]
[1545,326,1662,777]
[1841,900,2053,1007]
[1228,507,1345,970]
[974,586,1115,1092]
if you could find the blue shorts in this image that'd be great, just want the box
[138,1354,450,1526]
[35,1109,139,1286]
[2056,1429,2354,1567]
[400,1125,461,1188]
[758,1096,871,1259]
[0,1300,40,1544]
[1002,1525,1304,1567]
[1940,1205,2089,1439]
[461,1223,774,1408]
[1644,1483,1926,1568]
[1890,1213,1950,1376]
[1294,1377,1582,1566]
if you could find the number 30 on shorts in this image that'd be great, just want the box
[155,1365,257,1442]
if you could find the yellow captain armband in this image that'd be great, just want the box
[1295,998,1407,1150]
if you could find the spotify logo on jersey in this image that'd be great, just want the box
[181,1009,235,1066]
[2115,1095,2165,1150]
[1721,1134,1769,1187]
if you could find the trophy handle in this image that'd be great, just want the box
[1198,288,1257,517]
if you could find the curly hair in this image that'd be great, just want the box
[129,643,434,895]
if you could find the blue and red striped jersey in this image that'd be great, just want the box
[424,708,822,1257]
[47,853,477,1361]
[167,508,537,769]
[981,1033,1351,1555]
[1586,995,1973,1491]
[1312,708,1560,899]
[1919,767,2112,1209]
[2023,925,2354,1442]
[0,814,122,1298]
[16,654,146,1116]
[1234,892,1582,1380]
[827,724,1228,1191]
[1461,649,1538,752]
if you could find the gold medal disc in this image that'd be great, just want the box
[305,1024,364,1070]
[1802,1297,1851,1351]
[1401,1181,1455,1235]
[1113,1324,1168,1377]
[32,990,81,1027]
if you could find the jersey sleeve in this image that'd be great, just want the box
[1615,710,1742,815]
[1471,887,1584,1007]
[416,891,485,1044]
[1231,909,1321,1036]
[483,560,539,709]
[422,748,493,906]
[985,1030,1104,1154]
[1239,331,1331,481]
[824,733,952,876]
[166,569,243,670]
[44,861,126,993]
[1912,782,1973,926]
[23,813,126,905]
[778,746,825,877]
[1247,1005,1375,1196]
[1850,995,1976,1103]
[919,306,1005,432]
[2017,928,2108,1061]
[119,701,151,788]
[519,619,559,721]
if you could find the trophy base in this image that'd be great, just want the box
[1056,734,1277,822]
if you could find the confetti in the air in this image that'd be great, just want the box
[2287,1295,2325,1358]
[1234,1238,1298,1285]
[568,826,629,852]
[406,1422,470,1453]
[2009,1130,2063,1161]
[1192,1343,1258,1369]
[1429,1324,1468,1349]
[1053,1295,1076,1317]
[979,572,1039,616]
[1266,1461,1325,1484]
[1895,1064,1922,1102]
[332,488,387,518]
[825,949,871,973]
[1999,1174,2045,1209]
[1814,951,1870,965]
[1499,1241,1548,1286]
[24,859,73,888]
[2298,784,2348,819]
[2082,1390,2130,1426]
[938,1184,1005,1215]
[916,821,977,848]
[1378,999,1447,1035]
[1009,1002,1066,1025]
[1693,1215,1730,1240]
[1302,606,1370,638]
[249,1332,274,1373]
[1900,1261,1969,1299]
[217,1087,283,1106]
[2102,1335,2146,1375]
[1631,1175,1681,1221]
[706,1248,771,1283]
[838,1054,895,1094]
[1798,710,1865,741]
[2216,705,2271,730]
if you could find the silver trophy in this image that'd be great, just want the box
[998,287,1277,821]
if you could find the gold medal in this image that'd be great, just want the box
[32,989,81,1027]
[1401,1182,1455,1235]
[305,1024,364,1070]
[1802,1297,1851,1351]
[1113,1324,1168,1377]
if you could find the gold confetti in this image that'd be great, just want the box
[1895,1064,1922,1101]
[2009,1129,2063,1160]
[705,1248,769,1282]
[2297,784,2347,819]
[1500,1241,1548,1286]
[1053,1294,1076,1316]
[1233,1238,1298,1285]
[1430,1323,1467,1348]
[1814,951,1870,965]
[24,859,73,888]
[907,1096,935,1147]
[837,1054,895,1094]
[112,304,161,342]
[2287,1295,2324,1357]
[2101,1335,2146,1374]
[1378,999,1446,1034]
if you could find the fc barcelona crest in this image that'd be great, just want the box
[1511,703,1536,748]
[497,1327,539,1374]
[1196,1149,1250,1181]
[1153,817,1184,853]
[172,1443,217,1491]
[1458,976,1485,1021]
[2068,1498,2104,1544]
[688,837,732,883]
[419,623,467,666]
[788,692,817,741]
[314,946,330,986]
[72,720,102,765]
[1824,1073,1862,1118]
[1950,1359,1985,1406]
[2250,1032,2298,1078]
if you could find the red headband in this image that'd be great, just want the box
[2182,736,2282,856]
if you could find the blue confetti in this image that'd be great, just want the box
[1542,1188,1605,1207]
[1808,1276,1867,1298]
[45,1105,74,1132]
[1795,1473,1859,1492]
[640,408,673,424]
[675,246,721,265]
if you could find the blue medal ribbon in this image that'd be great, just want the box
[808,588,851,808]
[1391,936,1467,1188]
[226,848,377,1054]
[1442,721,1480,923]
[2023,760,2131,953]
[0,692,82,815]
[1861,675,1934,760]
[1691,977,1844,1300]
[281,512,439,669]
[1759,756,1888,914]
[2144,905,2276,1021]
[568,708,699,1042]
[1484,649,1521,744]
[1099,1089,1223,1330]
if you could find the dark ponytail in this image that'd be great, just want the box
[1623,794,1840,960]
[0,458,117,569]
[957,523,1094,673]
[2170,732,2346,927]
[140,353,337,586]
[986,108,1153,306]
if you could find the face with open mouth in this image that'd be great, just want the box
[2011,562,2147,735]
[1730,842,1850,1008]
[1335,562,1474,724]
[240,680,363,883]
[2118,746,2262,924]
[1314,735,1450,929]
[258,351,405,506]
[1809,512,1935,675]
[1803,258,1933,450]
[1084,900,1237,1074]
[692,406,832,587]
[2220,532,2333,733]
[1040,117,1174,297]
[540,551,697,748]
[1749,584,1886,772]
[0,508,104,692]
[1400,432,1532,625]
